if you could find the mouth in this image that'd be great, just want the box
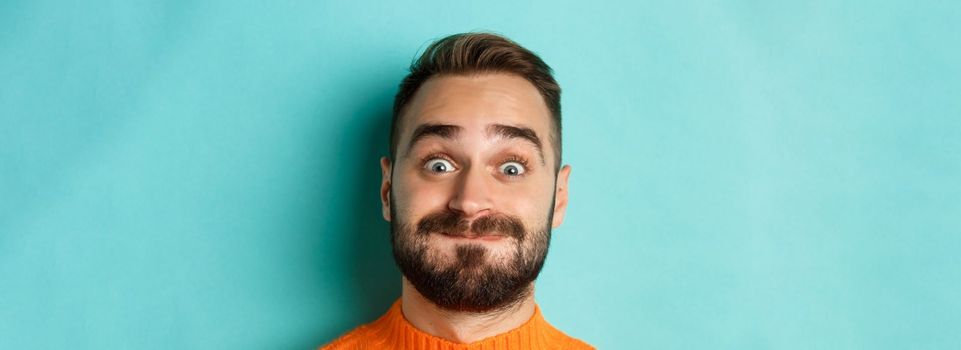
[437,232,507,242]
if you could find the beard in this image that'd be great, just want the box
[389,192,554,314]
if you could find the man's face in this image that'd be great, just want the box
[380,73,571,313]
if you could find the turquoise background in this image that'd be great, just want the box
[2,1,959,349]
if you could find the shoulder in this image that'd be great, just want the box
[321,300,402,350]
[538,314,595,349]
[565,337,596,349]
[319,324,370,350]
[546,327,596,350]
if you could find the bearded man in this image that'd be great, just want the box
[323,32,592,350]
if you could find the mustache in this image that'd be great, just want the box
[416,210,526,241]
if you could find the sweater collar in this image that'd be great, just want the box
[370,299,554,349]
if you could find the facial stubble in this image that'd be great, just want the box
[389,189,555,314]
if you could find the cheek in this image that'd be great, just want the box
[495,180,556,225]
[517,199,553,228]
[393,173,453,220]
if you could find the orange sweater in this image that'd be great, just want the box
[322,300,594,350]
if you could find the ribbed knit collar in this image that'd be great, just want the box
[367,299,556,349]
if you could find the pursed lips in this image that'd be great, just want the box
[438,232,507,241]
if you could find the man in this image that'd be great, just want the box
[323,32,592,349]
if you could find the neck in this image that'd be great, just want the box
[399,278,536,344]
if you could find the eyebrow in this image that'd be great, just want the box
[404,122,545,164]
[406,123,462,156]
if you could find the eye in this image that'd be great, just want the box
[424,158,456,174]
[499,162,526,176]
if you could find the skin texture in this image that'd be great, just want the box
[380,73,572,343]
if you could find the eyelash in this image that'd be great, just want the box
[420,152,455,168]
[419,153,531,176]
[501,155,530,170]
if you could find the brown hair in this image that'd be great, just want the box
[390,32,562,172]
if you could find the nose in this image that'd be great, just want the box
[448,164,493,218]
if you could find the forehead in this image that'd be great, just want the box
[401,73,552,139]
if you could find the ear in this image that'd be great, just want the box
[551,165,572,228]
[380,156,392,222]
